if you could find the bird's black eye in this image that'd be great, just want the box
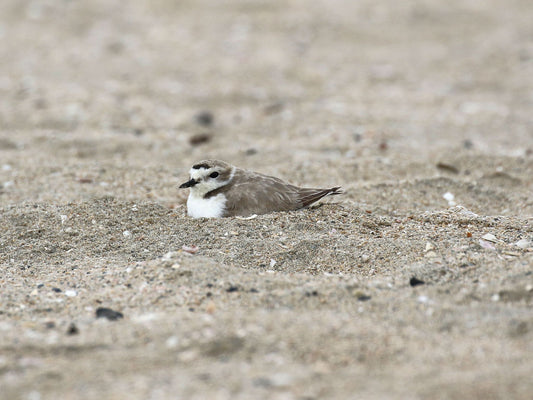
[210,171,219,178]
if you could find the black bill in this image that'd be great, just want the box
[179,178,198,188]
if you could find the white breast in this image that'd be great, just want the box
[187,193,226,218]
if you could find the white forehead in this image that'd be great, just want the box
[189,166,210,180]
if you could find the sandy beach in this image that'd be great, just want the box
[1,1,532,399]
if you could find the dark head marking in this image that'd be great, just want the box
[192,162,211,170]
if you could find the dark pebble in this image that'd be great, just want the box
[189,133,212,146]
[96,307,124,321]
[245,148,258,156]
[263,102,284,115]
[37,283,44,289]
[52,287,62,293]
[357,294,372,301]
[249,288,259,293]
[44,321,55,329]
[305,290,319,297]
[410,277,425,287]
[34,98,47,109]
[463,139,474,149]
[508,320,528,337]
[67,323,79,335]
[226,285,239,293]
[195,111,214,127]
[107,41,124,54]
[436,162,460,174]
[197,373,211,381]
[206,291,212,297]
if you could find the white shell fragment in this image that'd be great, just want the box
[235,214,258,220]
[443,192,456,206]
[479,239,495,250]
[515,239,532,249]
[481,233,498,243]
[182,245,199,254]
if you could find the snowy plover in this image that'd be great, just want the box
[179,160,343,218]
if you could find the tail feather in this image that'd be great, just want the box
[298,186,343,208]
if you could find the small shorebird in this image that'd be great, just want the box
[179,159,343,218]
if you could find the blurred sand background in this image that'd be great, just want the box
[1,0,532,399]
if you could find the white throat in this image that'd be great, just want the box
[187,192,226,218]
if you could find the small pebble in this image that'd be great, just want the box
[226,285,239,293]
[96,307,124,321]
[206,301,216,314]
[52,287,62,293]
[166,336,179,349]
[66,323,79,335]
[263,102,284,115]
[417,295,429,304]
[195,111,214,126]
[269,259,277,268]
[436,162,459,174]
[410,277,425,287]
[65,290,77,297]
[357,294,371,302]
[189,133,212,146]
[123,230,132,238]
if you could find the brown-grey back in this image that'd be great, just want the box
[205,167,342,217]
